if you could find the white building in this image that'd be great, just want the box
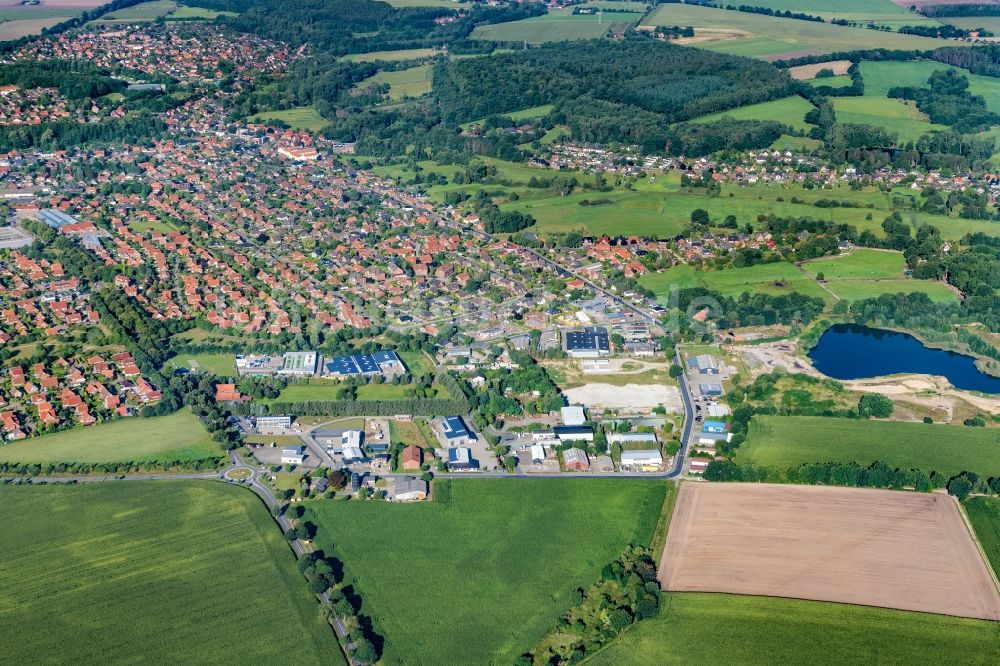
[607,432,658,445]
[256,415,291,433]
[281,446,305,465]
[530,444,546,464]
[560,405,586,426]
[619,449,663,471]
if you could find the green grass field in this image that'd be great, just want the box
[343,48,442,63]
[730,0,929,22]
[736,415,1000,478]
[248,106,328,131]
[965,496,1000,582]
[266,380,449,404]
[471,8,640,44]
[167,5,238,20]
[382,0,462,7]
[802,249,904,280]
[0,410,220,465]
[640,262,830,302]
[91,0,177,23]
[0,482,338,665]
[943,17,1000,34]
[643,4,949,58]
[588,593,1000,665]
[307,479,667,665]
[832,96,946,143]
[860,60,1000,116]
[690,96,815,132]
[165,352,236,376]
[825,278,959,303]
[807,75,852,89]
[355,64,433,100]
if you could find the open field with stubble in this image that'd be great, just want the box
[661,483,1000,620]
[736,415,1000,478]
[0,482,339,666]
[307,478,667,665]
[587,592,1000,665]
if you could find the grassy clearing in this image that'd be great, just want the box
[644,4,949,57]
[247,106,328,131]
[0,482,338,665]
[343,48,441,62]
[825,279,958,303]
[771,133,823,150]
[588,592,1000,665]
[91,0,176,23]
[802,249,904,280]
[965,496,1000,580]
[165,352,236,376]
[640,262,830,302]
[806,75,852,88]
[832,96,946,144]
[398,350,433,376]
[307,479,667,665]
[355,64,433,100]
[690,96,815,132]
[167,5,238,20]
[471,8,639,44]
[736,415,1000,478]
[860,60,1000,116]
[0,410,220,464]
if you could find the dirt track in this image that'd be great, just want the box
[660,483,1000,621]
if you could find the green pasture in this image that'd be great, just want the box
[91,0,177,23]
[343,48,442,63]
[470,8,640,44]
[640,262,829,302]
[588,593,1000,665]
[965,496,1000,580]
[832,96,946,144]
[825,278,958,303]
[0,482,338,665]
[859,61,1000,116]
[165,352,236,376]
[802,249,904,280]
[307,479,667,665]
[643,4,950,58]
[383,0,463,7]
[807,75,852,89]
[0,410,220,465]
[736,415,1000,478]
[247,106,328,131]
[356,64,433,100]
[731,0,928,22]
[690,96,815,132]
[168,5,238,20]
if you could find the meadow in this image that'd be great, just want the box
[0,410,220,465]
[802,249,904,280]
[806,75,852,88]
[0,16,65,39]
[831,96,946,144]
[307,478,668,665]
[965,496,1000,579]
[736,415,1000,478]
[588,593,1000,665]
[824,278,958,303]
[342,48,442,63]
[643,4,949,58]
[639,262,830,302]
[167,5,238,20]
[355,64,433,101]
[165,351,235,375]
[470,8,639,44]
[734,0,935,25]
[859,60,1000,116]
[91,0,177,23]
[0,482,338,665]
[690,95,815,132]
[247,106,328,131]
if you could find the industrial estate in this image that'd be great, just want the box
[2,1,1000,665]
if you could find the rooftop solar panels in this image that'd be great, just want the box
[324,349,404,377]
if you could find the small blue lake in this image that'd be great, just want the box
[808,324,1000,394]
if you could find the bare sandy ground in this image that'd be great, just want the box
[564,383,682,412]
[788,60,852,80]
[661,483,1000,621]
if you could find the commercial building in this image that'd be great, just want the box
[448,447,477,470]
[620,449,663,471]
[279,351,319,376]
[554,425,594,442]
[607,431,658,445]
[563,447,590,472]
[564,327,611,358]
[256,415,292,434]
[394,476,428,501]
[699,383,724,396]
[442,415,473,446]
[560,405,586,426]
[688,354,721,375]
[324,349,404,377]
[702,420,728,434]
[281,446,305,465]
[342,445,365,463]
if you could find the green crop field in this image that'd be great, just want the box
[343,48,442,62]
[0,410,221,465]
[807,75,852,88]
[307,478,667,665]
[730,0,928,22]
[859,61,1000,116]
[965,496,1000,579]
[588,593,1000,665]
[0,482,338,665]
[165,351,235,376]
[642,4,949,58]
[247,106,328,131]
[824,278,959,303]
[690,96,815,132]
[383,0,463,7]
[470,8,640,44]
[736,415,1000,478]
[91,0,177,23]
[832,96,946,144]
[943,17,1000,34]
[167,5,238,20]
[802,249,904,280]
[355,64,433,100]
[640,262,830,302]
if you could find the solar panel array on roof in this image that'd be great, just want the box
[443,415,470,440]
[325,349,404,376]
[38,210,78,229]
[565,327,610,353]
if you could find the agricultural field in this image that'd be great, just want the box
[342,48,442,63]
[859,60,1000,115]
[470,8,640,44]
[164,351,236,376]
[0,410,220,465]
[787,60,852,79]
[690,95,815,132]
[167,4,238,20]
[355,64,433,101]
[307,479,668,665]
[806,75,852,88]
[732,0,935,25]
[640,262,830,302]
[247,106,328,131]
[661,483,1000,620]
[802,249,904,280]
[90,0,177,23]
[965,496,1000,578]
[0,482,338,665]
[824,278,958,303]
[589,592,1000,665]
[642,4,949,58]
[736,415,1000,479]
[942,16,1000,34]
[831,96,946,144]
[383,0,462,7]
[0,15,66,38]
